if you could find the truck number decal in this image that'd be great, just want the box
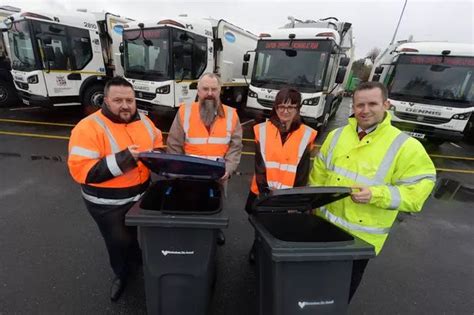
[83,22,97,30]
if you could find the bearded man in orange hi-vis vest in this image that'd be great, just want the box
[68,77,164,302]
[166,72,243,245]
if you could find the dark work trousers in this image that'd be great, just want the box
[349,259,369,302]
[84,199,141,280]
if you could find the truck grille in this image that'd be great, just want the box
[14,81,29,90]
[135,91,156,100]
[257,99,274,108]
[394,112,451,125]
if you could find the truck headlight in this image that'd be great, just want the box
[27,75,39,84]
[156,85,170,94]
[452,113,470,120]
[248,90,257,98]
[302,97,320,106]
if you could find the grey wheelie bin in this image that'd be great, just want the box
[249,186,376,315]
[125,152,228,315]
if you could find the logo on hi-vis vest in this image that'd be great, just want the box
[298,300,334,309]
[161,250,194,256]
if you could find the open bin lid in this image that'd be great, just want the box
[138,152,225,180]
[253,186,352,213]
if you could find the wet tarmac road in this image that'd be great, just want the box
[0,99,473,314]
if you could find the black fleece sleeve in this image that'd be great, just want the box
[85,148,137,184]
[293,146,311,187]
[254,141,269,194]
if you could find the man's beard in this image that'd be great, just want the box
[199,98,219,127]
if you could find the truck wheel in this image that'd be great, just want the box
[0,83,19,107]
[82,84,105,115]
[464,120,474,144]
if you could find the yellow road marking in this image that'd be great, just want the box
[0,131,69,140]
[0,118,75,127]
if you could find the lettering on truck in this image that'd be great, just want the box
[405,108,442,116]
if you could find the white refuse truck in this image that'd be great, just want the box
[370,40,474,143]
[121,16,257,115]
[6,9,132,112]
[0,5,20,107]
[242,16,354,130]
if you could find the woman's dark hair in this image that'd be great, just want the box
[273,87,302,108]
[270,87,302,132]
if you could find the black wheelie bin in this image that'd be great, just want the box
[125,152,228,315]
[249,186,376,315]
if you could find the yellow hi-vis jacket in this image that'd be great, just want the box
[309,112,436,254]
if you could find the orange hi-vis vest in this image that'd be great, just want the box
[68,110,163,205]
[251,121,317,194]
[178,102,238,160]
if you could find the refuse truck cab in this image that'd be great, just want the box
[121,16,258,116]
[370,41,474,143]
[6,9,132,112]
[0,5,20,107]
[242,16,354,131]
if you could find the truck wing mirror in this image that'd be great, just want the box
[242,62,249,76]
[243,53,250,62]
[374,66,383,74]
[119,42,124,53]
[335,68,347,84]
[44,46,55,62]
[339,57,350,67]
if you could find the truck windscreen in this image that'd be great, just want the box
[389,54,474,108]
[8,20,38,72]
[124,28,171,81]
[251,40,332,93]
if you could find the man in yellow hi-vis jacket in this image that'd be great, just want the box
[309,81,436,302]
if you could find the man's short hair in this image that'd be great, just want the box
[353,81,388,101]
[198,72,222,88]
[104,76,134,97]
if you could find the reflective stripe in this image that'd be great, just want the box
[259,123,267,162]
[317,151,326,165]
[319,207,391,235]
[374,132,409,182]
[268,181,292,189]
[332,165,379,186]
[298,126,312,159]
[70,146,100,159]
[185,136,231,144]
[93,115,120,153]
[396,174,437,185]
[183,103,191,134]
[139,113,155,144]
[208,136,231,144]
[327,127,344,169]
[265,161,297,173]
[387,185,401,210]
[106,154,123,177]
[82,190,144,206]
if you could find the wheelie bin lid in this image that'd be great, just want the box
[138,151,225,180]
[252,186,352,213]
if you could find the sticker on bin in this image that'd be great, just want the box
[298,300,335,309]
[161,250,195,256]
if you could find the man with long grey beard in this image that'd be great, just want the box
[167,73,243,245]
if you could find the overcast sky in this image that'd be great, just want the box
[5,0,474,58]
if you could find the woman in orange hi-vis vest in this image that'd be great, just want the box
[245,87,318,263]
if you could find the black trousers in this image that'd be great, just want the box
[84,199,141,279]
[349,259,369,302]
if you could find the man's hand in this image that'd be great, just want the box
[218,171,230,183]
[128,145,140,161]
[351,186,372,204]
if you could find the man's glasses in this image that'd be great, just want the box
[276,105,298,113]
